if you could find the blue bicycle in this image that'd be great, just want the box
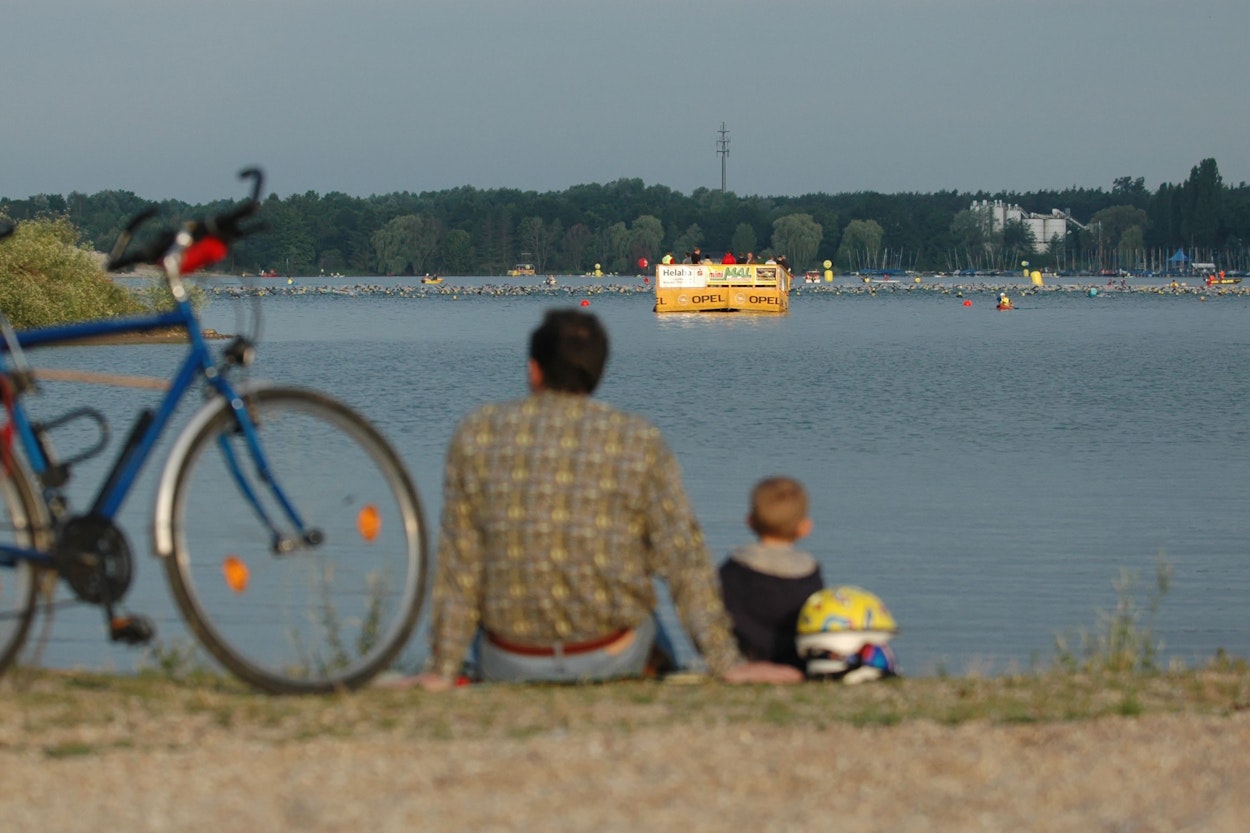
[0,170,427,693]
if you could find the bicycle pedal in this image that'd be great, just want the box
[109,615,156,645]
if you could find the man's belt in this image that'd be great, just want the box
[486,628,632,657]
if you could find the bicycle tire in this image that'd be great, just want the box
[0,452,46,675]
[158,385,427,693]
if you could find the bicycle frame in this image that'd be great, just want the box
[0,290,306,570]
[0,169,427,692]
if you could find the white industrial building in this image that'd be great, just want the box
[970,200,1076,253]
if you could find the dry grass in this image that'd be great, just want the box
[5,665,1250,833]
[2,662,1248,757]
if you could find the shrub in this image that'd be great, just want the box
[0,216,145,329]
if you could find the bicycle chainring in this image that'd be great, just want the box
[53,515,134,605]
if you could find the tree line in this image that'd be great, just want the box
[2,158,1246,276]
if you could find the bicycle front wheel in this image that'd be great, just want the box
[0,452,45,676]
[159,386,427,693]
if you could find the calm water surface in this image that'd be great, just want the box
[24,281,1250,676]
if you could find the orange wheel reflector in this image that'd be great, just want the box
[222,556,250,594]
[357,504,381,542]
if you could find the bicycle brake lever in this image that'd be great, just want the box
[238,166,264,202]
[106,206,161,270]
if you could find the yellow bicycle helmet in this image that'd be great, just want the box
[795,586,899,681]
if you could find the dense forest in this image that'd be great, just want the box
[1,158,1245,277]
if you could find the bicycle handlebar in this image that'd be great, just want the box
[107,167,265,275]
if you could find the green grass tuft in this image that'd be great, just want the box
[1054,553,1173,675]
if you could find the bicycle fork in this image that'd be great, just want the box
[216,396,324,555]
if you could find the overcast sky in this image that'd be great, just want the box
[3,0,1247,204]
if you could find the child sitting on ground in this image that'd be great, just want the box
[718,476,824,670]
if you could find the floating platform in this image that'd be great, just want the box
[653,263,790,313]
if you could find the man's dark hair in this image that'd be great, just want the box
[529,309,609,394]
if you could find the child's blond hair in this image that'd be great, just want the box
[748,476,809,541]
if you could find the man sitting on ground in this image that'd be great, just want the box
[407,310,802,690]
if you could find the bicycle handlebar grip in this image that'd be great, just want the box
[106,206,161,270]
[238,166,264,202]
[107,229,175,272]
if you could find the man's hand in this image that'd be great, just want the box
[720,661,804,684]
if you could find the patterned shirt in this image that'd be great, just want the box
[429,390,743,677]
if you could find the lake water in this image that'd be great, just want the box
[19,275,1250,677]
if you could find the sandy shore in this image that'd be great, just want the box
[5,712,1248,832]
[2,669,1248,832]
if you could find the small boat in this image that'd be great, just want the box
[1205,273,1241,286]
[421,275,443,285]
[506,263,536,277]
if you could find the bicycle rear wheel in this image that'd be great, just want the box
[0,453,45,675]
[159,386,427,693]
